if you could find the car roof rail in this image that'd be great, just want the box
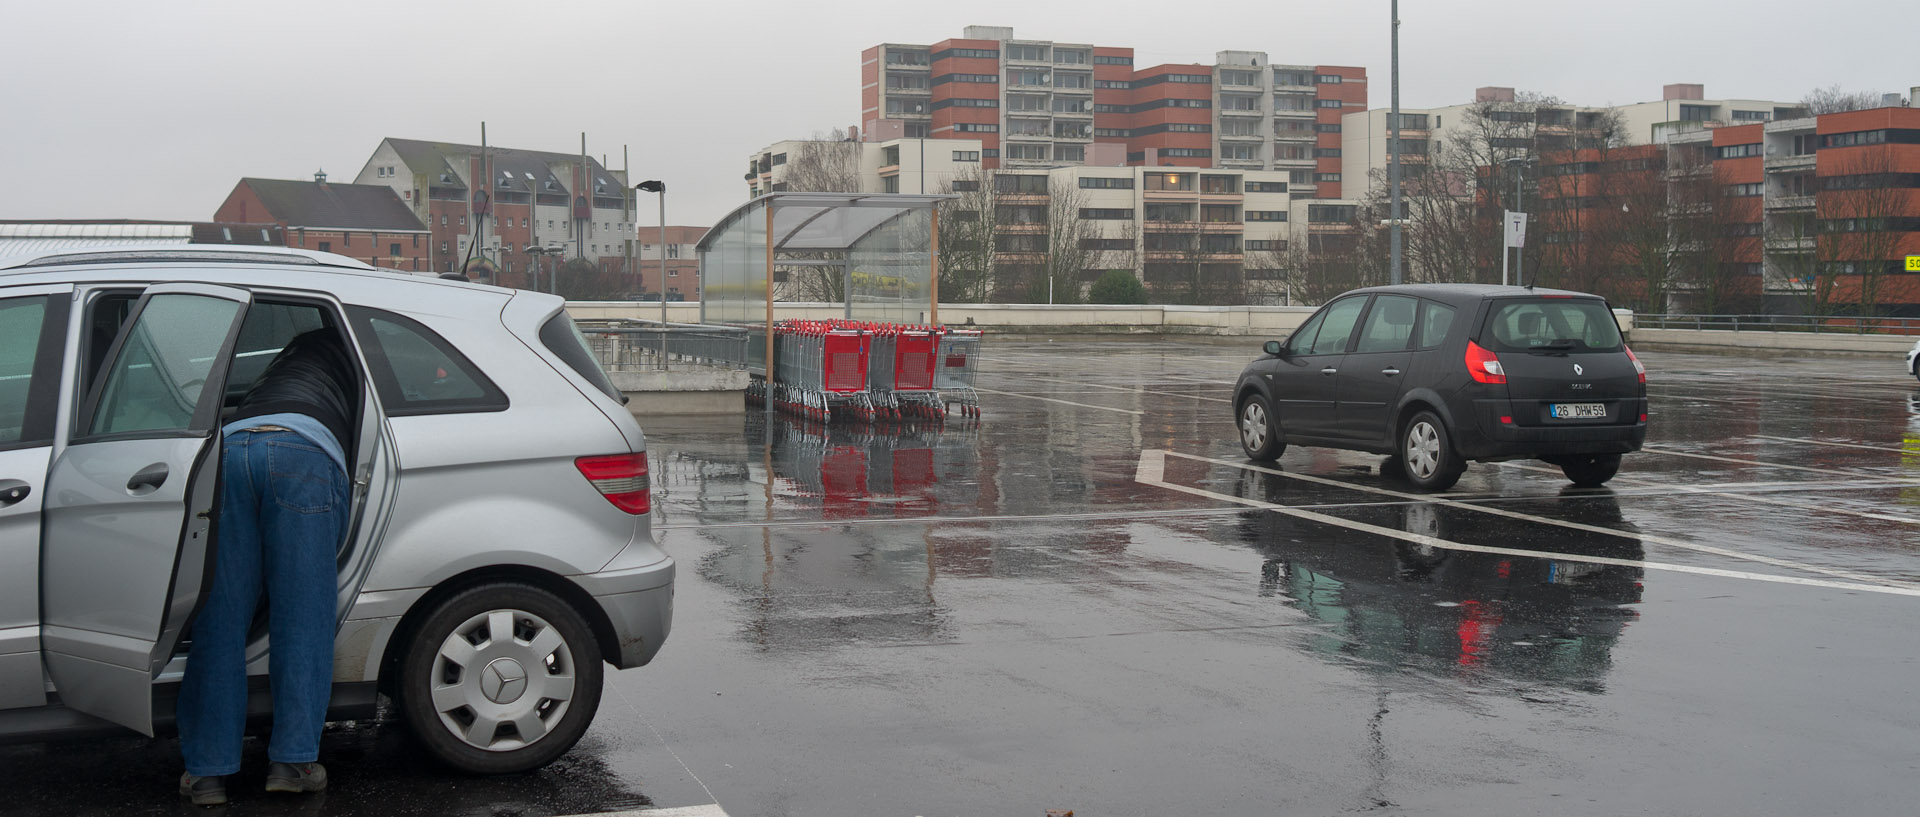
[0,245,378,273]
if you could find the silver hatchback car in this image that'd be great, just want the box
[0,246,673,773]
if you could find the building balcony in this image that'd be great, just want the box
[884,85,931,95]
[994,221,1047,233]
[1767,236,1815,252]
[1219,131,1265,142]
[1052,106,1094,118]
[1219,157,1264,169]
[1219,106,1264,117]
[884,60,930,70]
[1765,153,1815,172]
[1272,108,1316,119]
[1766,193,1815,210]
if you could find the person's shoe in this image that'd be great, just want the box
[264,761,327,794]
[178,772,229,806]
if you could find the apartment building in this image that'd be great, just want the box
[632,225,706,301]
[1340,85,1806,195]
[354,138,636,280]
[861,26,1365,197]
[213,174,431,272]
[1526,106,1920,313]
[746,137,986,197]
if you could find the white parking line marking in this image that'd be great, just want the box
[973,387,1144,415]
[1151,450,1920,591]
[1493,461,1920,525]
[1034,377,1233,404]
[569,806,731,817]
[1749,434,1920,455]
[1640,445,1888,478]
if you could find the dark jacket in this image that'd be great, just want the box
[228,329,358,450]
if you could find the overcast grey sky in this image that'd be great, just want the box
[1,0,1911,229]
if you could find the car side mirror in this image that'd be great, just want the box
[1264,340,1285,357]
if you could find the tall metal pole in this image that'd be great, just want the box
[1388,0,1403,284]
[1514,164,1524,287]
[657,187,668,328]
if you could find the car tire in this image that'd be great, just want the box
[1400,410,1465,492]
[1558,453,1622,487]
[398,582,604,774]
[1237,394,1285,461]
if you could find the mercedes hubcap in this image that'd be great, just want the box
[430,608,575,751]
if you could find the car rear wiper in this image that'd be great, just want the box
[1527,341,1578,355]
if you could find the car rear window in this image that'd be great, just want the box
[347,306,508,416]
[540,311,623,402]
[1480,299,1623,353]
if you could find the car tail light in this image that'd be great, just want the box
[576,453,651,515]
[1625,346,1646,384]
[1465,340,1507,384]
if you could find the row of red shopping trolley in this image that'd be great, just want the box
[750,320,982,424]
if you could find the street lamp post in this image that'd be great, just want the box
[1388,0,1403,285]
[636,180,667,362]
[1503,156,1528,287]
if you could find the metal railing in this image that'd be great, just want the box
[1635,314,1920,335]
[577,320,751,371]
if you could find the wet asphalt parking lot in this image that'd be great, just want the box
[6,337,1920,817]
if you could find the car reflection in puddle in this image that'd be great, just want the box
[1233,479,1644,693]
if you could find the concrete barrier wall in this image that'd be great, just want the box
[566,301,1319,336]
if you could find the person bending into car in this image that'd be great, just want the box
[176,328,357,805]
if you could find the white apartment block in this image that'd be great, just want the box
[1339,85,1806,193]
[747,137,986,197]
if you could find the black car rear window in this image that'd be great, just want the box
[1480,299,1623,353]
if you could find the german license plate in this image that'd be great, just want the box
[1551,403,1606,419]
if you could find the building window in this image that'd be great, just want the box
[1246,239,1287,251]
[1201,175,1238,193]
[1245,181,1288,193]
[1726,182,1764,197]
[994,174,1049,194]
[1200,204,1238,223]
[440,241,448,253]
[1078,177,1134,189]
[1094,128,1130,138]
[390,243,401,256]
[1079,208,1133,220]
[932,73,999,85]
[1308,204,1357,222]
[1080,237,1133,250]
[1717,143,1761,159]
[1055,145,1085,162]
[1314,123,1342,133]
[1007,44,1047,61]
[1055,50,1088,64]
[1315,74,1343,84]
[1006,144,1049,161]
[955,123,998,133]
[1680,104,1715,122]
[1731,110,1769,122]
[458,215,466,226]
[318,241,331,252]
[1095,79,1130,89]
[953,150,980,162]
[951,180,980,192]
[1315,99,1343,109]
[933,47,998,60]
[1055,73,1090,90]
[1093,55,1133,66]
[1315,173,1342,182]
[1161,148,1212,158]
[1314,148,1342,158]
[1247,210,1289,222]
[440,214,448,225]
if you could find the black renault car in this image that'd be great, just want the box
[1233,284,1647,491]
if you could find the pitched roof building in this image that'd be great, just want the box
[214,174,431,272]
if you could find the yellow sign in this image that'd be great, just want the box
[1908,256,1920,272]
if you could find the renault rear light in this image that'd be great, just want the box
[1465,340,1507,384]
[575,453,651,514]
[1625,346,1646,384]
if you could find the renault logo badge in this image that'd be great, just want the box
[1573,363,1585,376]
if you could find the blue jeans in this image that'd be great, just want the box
[177,430,347,776]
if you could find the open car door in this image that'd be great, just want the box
[39,283,252,735]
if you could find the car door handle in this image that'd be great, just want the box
[0,479,28,508]
[127,464,169,494]
[1321,367,1338,375]
[1381,367,1401,376]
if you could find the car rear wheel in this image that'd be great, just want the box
[1558,453,1622,487]
[1400,410,1465,492]
[399,582,604,774]
[1238,395,1285,461]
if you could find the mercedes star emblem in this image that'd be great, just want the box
[481,658,529,704]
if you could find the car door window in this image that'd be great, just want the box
[1417,300,1456,349]
[1354,295,1417,354]
[86,294,245,437]
[0,296,53,447]
[1308,297,1367,355]
[348,306,507,415]
[1285,311,1328,355]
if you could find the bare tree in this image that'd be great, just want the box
[780,129,864,194]
[1818,148,1912,316]
[936,166,996,303]
[1035,177,1096,304]
[1801,85,1903,115]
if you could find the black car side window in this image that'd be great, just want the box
[1286,311,1327,355]
[1308,297,1367,355]
[1354,295,1418,354]
[1417,300,1456,349]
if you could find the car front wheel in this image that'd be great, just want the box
[1238,395,1285,461]
[1400,410,1465,492]
[399,582,604,774]
[1558,453,1622,487]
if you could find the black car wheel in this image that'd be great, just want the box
[1238,395,1285,461]
[1558,453,1622,487]
[1400,410,1465,492]
[399,582,604,774]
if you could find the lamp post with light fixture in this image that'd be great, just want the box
[636,180,667,361]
